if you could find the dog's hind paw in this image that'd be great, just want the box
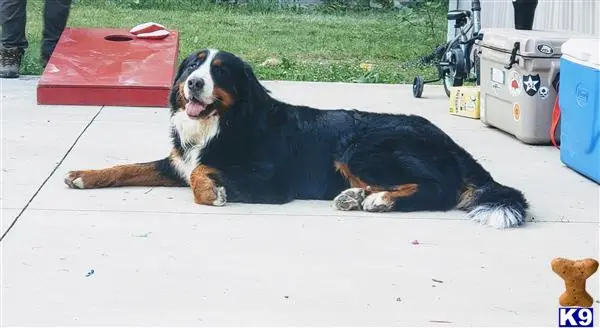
[333,188,366,211]
[362,192,394,212]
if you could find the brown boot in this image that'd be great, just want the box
[0,47,24,79]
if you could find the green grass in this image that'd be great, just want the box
[21,0,447,83]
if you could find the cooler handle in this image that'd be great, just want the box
[504,42,520,69]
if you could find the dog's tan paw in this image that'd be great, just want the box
[193,185,227,206]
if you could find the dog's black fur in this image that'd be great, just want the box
[65,49,529,228]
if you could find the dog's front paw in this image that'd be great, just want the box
[193,184,227,206]
[212,186,227,206]
[64,171,86,189]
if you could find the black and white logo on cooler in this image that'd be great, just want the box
[537,44,554,55]
[523,74,541,96]
[539,86,549,100]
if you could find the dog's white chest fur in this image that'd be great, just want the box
[170,111,220,183]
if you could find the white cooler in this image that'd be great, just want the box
[478,28,587,144]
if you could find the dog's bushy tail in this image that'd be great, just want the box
[458,180,529,229]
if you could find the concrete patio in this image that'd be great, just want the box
[1,76,598,326]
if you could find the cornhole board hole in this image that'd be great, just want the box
[36,27,179,107]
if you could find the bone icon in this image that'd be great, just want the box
[551,257,599,307]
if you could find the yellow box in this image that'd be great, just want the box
[449,86,480,119]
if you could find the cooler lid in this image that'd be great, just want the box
[478,28,587,58]
[561,38,600,69]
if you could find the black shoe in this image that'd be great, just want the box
[0,47,24,78]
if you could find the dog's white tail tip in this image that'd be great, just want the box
[468,205,524,229]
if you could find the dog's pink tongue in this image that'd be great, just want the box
[185,102,205,116]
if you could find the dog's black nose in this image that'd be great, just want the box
[187,78,205,91]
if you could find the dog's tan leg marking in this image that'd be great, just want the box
[190,165,226,206]
[65,160,181,189]
[334,161,370,189]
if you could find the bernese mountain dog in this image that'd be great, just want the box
[64,48,529,229]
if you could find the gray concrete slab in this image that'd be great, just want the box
[1,209,598,326]
[0,76,98,123]
[0,77,100,229]
[1,77,599,326]
[0,209,21,239]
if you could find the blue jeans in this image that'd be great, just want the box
[0,0,72,59]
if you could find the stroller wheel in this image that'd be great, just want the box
[412,76,424,98]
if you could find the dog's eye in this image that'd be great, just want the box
[188,62,200,70]
[213,66,226,76]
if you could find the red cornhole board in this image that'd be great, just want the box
[37,27,179,107]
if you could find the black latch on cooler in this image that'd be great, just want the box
[504,42,520,69]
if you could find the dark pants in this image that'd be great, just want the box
[0,0,72,59]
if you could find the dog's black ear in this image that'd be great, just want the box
[172,55,193,86]
[243,61,270,96]
[169,55,193,110]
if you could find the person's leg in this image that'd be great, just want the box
[1,0,28,49]
[41,0,72,66]
[0,0,27,78]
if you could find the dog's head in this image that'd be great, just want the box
[169,48,268,121]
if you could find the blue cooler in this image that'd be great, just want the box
[559,38,600,184]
